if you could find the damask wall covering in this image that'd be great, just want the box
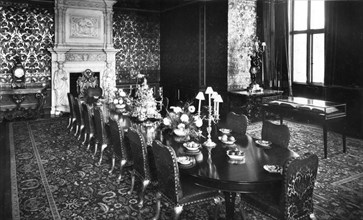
[0,3,160,88]
[228,0,257,91]
[113,10,160,85]
[0,2,54,87]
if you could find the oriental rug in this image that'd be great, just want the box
[8,118,363,220]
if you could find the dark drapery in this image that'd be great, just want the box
[325,1,363,87]
[261,0,291,95]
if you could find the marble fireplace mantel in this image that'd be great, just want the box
[49,0,118,115]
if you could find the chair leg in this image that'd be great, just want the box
[93,142,98,159]
[138,179,150,208]
[152,192,162,220]
[128,170,135,195]
[86,134,94,151]
[74,125,79,137]
[173,205,183,220]
[109,154,115,174]
[77,125,84,140]
[82,132,88,145]
[117,159,127,183]
[213,196,223,220]
[96,144,108,166]
[67,117,72,129]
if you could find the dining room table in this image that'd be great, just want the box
[106,104,299,220]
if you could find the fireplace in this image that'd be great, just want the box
[49,0,118,115]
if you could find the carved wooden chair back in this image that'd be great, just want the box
[261,120,290,148]
[226,112,248,134]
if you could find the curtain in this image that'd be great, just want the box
[262,0,291,95]
[325,1,363,87]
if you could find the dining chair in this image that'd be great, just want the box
[93,106,110,166]
[73,97,85,140]
[81,102,95,150]
[240,153,319,220]
[151,140,222,220]
[226,112,249,134]
[261,120,290,148]
[126,127,156,208]
[108,116,133,182]
[67,93,76,133]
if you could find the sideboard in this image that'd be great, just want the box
[0,87,47,122]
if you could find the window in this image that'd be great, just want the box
[289,0,325,84]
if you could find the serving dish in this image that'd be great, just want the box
[226,149,244,160]
[219,128,232,134]
[255,140,272,148]
[218,136,236,145]
[183,142,201,151]
[177,156,192,165]
[263,165,283,174]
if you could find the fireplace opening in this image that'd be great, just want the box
[69,72,100,98]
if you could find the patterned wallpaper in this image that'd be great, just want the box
[228,0,257,90]
[0,3,54,87]
[113,10,160,85]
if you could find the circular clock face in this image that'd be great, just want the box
[14,67,25,78]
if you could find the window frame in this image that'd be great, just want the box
[289,0,325,85]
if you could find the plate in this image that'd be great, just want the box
[177,156,192,165]
[255,140,272,148]
[263,165,283,174]
[219,128,232,134]
[226,149,245,160]
[218,136,236,145]
[183,142,201,151]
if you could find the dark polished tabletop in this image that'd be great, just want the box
[162,131,298,192]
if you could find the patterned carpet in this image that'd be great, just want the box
[8,118,363,220]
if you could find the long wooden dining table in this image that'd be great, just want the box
[106,105,299,219]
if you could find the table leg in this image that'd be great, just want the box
[223,191,238,220]
[323,121,327,159]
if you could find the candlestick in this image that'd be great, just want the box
[203,87,216,148]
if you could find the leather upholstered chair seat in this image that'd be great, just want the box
[226,112,249,134]
[108,116,133,181]
[67,93,76,132]
[241,153,319,220]
[261,120,290,148]
[93,106,110,166]
[152,140,222,220]
[127,127,156,208]
[81,102,95,150]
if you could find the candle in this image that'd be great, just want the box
[205,87,214,113]
[195,92,205,116]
